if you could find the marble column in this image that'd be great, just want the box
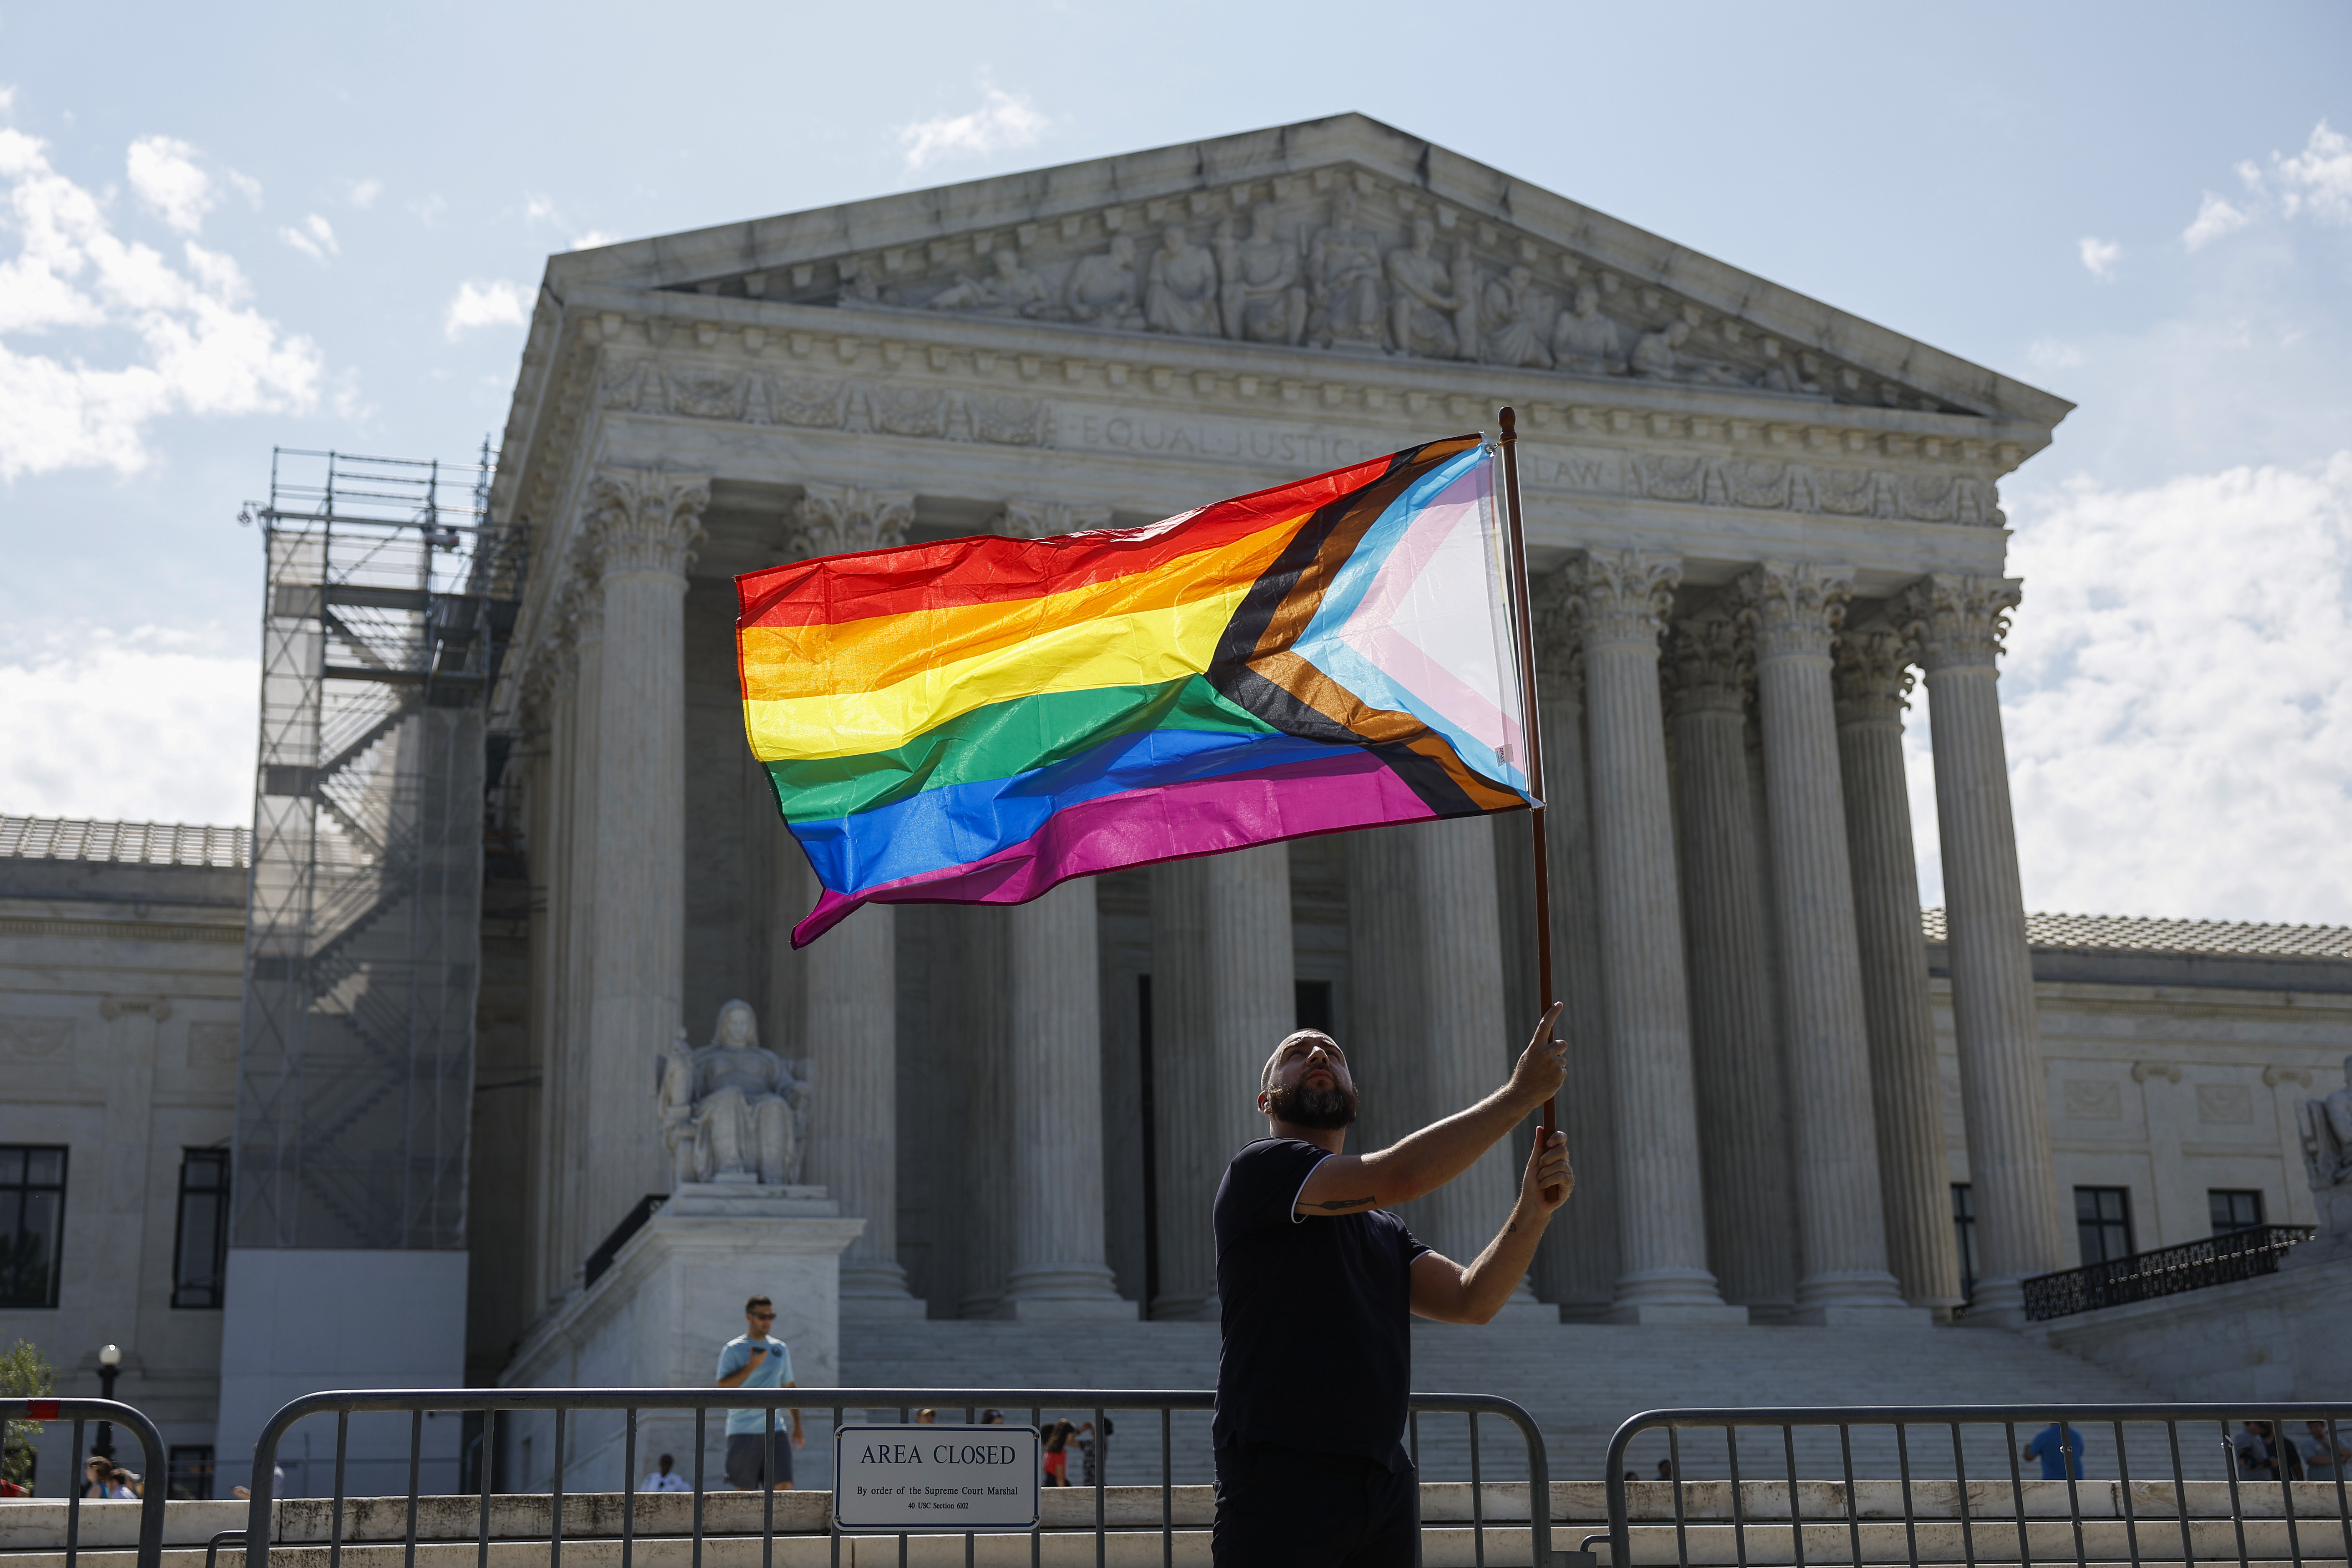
[804,906,919,1313]
[1346,818,1541,1308]
[1665,610,1798,1314]
[1735,562,1914,1321]
[786,487,923,1315]
[1148,845,1293,1320]
[1898,574,2069,1321]
[956,911,1012,1318]
[550,577,603,1293]
[999,881,1135,1318]
[1833,626,1966,1314]
[1524,600,1619,1316]
[581,467,707,1268]
[553,593,603,1297]
[1564,551,1737,1321]
[519,654,566,1310]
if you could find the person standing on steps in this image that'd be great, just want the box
[1211,1003,1574,1568]
[715,1294,804,1490]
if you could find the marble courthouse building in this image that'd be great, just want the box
[475,112,2105,1371]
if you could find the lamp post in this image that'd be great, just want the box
[93,1344,121,1459]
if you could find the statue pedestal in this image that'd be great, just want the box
[500,1187,864,1492]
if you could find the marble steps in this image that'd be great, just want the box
[841,1319,2170,1485]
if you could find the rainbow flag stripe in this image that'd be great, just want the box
[737,435,1534,946]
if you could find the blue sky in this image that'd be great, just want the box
[3,1,2348,922]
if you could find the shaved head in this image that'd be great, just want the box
[1262,1029,1339,1093]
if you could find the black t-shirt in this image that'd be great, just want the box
[1211,1137,1431,1471]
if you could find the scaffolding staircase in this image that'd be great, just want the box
[233,447,520,1252]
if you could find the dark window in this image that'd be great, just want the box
[0,1145,67,1309]
[167,1445,215,1500]
[1951,1184,1978,1302]
[171,1150,231,1308]
[1294,980,1334,1035]
[2075,1186,2135,1265]
[2209,1189,2266,1235]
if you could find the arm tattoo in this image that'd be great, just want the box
[1303,1195,1377,1212]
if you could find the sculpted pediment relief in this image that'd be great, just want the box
[656,171,1961,416]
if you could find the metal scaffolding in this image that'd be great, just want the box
[233,446,520,1251]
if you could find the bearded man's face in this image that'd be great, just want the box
[1267,1077,1358,1129]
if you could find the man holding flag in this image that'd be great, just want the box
[1208,1011,1572,1566]
[740,424,1576,1562]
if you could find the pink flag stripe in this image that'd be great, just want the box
[790,750,1438,944]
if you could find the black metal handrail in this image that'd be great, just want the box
[240,1384,1555,1568]
[581,1193,666,1287]
[2022,1223,2315,1321]
[0,1396,171,1568]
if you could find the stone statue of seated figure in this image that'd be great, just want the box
[658,1000,810,1187]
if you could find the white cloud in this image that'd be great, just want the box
[2025,338,2083,372]
[343,177,382,209]
[2180,192,2251,251]
[0,87,15,116]
[898,84,1048,174]
[444,277,530,339]
[2275,119,2352,226]
[126,134,213,233]
[279,212,338,261]
[0,626,257,825]
[409,192,448,225]
[569,229,618,250]
[2077,236,2121,281]
[0,128,323,480]
[525,193,560,226]
[1910,456,2352,925]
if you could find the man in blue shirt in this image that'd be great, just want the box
[716,1294,803,1490]
[2023,1422,2087,1480]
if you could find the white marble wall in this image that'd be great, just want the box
[0,854,246,1495]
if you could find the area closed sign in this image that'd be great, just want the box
[832,1424,1040,1532]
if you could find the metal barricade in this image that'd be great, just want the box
[1601,1402,2352,1568]
[241,1386,1558,1568]
[0,1395,171,1568]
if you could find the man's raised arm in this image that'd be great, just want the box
[1294,1002,1566,1217]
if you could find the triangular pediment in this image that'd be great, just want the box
[543,114,2068,428]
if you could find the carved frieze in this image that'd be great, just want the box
[795,177,1974,413]
[1559,449,2001,527]
[597,356,1993,526]
[0,1016,72,1059]
[599,357,1052,451]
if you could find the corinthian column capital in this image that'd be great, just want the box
[1734,560,1854,662]
[1832,626,1916,726]
[1666,610,1750,716]
[790,484,914,559]
[1567,549,1682,650]
[1897,573,2022,672]
[992,499,1114,540]
[1532,567,1587,685]
[585,466,710,579]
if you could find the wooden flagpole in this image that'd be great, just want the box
[1496,407,1562,1199]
